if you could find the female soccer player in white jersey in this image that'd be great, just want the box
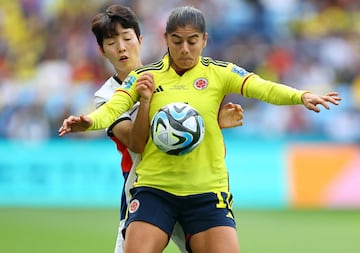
[88,5,244,253]
[59,6,341,253]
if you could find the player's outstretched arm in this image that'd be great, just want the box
[218,102,244,128]
[58,115,93,136]
[301,91,341,113]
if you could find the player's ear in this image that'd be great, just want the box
[164,33,169,47]
[138,35,143,46]
[202,32,208,49]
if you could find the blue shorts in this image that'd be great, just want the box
[124,186,236,237]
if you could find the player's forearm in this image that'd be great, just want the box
[128,98,151,153]
[88,91,135,130]
[244,75,307,105]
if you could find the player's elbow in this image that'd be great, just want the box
[128,141,146,153]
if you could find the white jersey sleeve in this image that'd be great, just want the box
[94,76,122,109]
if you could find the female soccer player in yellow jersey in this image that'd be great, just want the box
[59,6,341,253]
[88,4,244,253]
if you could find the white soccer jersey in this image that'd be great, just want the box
[95,76,140,218]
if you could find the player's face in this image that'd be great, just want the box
[101,24,142,79]
[165,25,208,74]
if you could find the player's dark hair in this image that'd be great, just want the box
[165,6,206,71]
[91,4,141,49]
[165,6,206,35]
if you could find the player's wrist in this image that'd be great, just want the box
[139,96,151,104]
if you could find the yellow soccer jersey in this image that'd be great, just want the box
[88,55,307,196]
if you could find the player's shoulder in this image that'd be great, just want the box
[95,76,121,96]
[133,59,165,75]
[94,76,122,108]
[201,56,251,78]
[200,56,231,68]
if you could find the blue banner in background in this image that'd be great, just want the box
[0,138,289,208]
[0,139,122,207]
[224,136,288,208]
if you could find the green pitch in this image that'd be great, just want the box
[0,208,359,253]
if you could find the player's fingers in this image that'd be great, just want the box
[318,95,338,107]
[137,83,150,93]
[58,125,69,136]
[224,103,243,112]
[59,123,70,133]
[319,100,330,110]
[140,71,151,77]
[141,71,154,79]
[60,119,69,131]
[323,92,341,104]
[326,91,339,97]
[137,79,153,90]
[59,116,78,132]
[324,95,341,105]
[234,104,244,112]
[306,103,320,113]
[58,130,66,137]
[237,112,244,120]
[138,72,154,84]
[234,118,243,126]
[222,102,233,110]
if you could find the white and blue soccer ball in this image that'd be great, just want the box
[150,102,205,155]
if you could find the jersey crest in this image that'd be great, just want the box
[193,78,208,90]
[129,199,140,213]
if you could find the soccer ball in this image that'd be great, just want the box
[150,102,205,155]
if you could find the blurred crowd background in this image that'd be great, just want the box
[1,0,360,142]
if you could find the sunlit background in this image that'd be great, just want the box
[1,0,360,252]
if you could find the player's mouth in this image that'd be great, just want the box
[178,58,194,65]
[180,56,194,60]
[179,57,192,61]
[119,55,128,62]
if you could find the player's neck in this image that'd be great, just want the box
[116,64,143,81]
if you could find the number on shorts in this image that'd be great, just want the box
[216,192,232,209]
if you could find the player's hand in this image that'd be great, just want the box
[302,91,341,113]
[58,115,93,136]
[218,102,244,128]
[136,72,155,103]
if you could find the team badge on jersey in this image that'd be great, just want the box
[231,65,249,77]
[129,199,140,213]
[193,78,208,90]
[123,75,136,90]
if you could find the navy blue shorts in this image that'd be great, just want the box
[124,186,236,237]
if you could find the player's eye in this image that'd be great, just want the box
[104,38,115,45]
